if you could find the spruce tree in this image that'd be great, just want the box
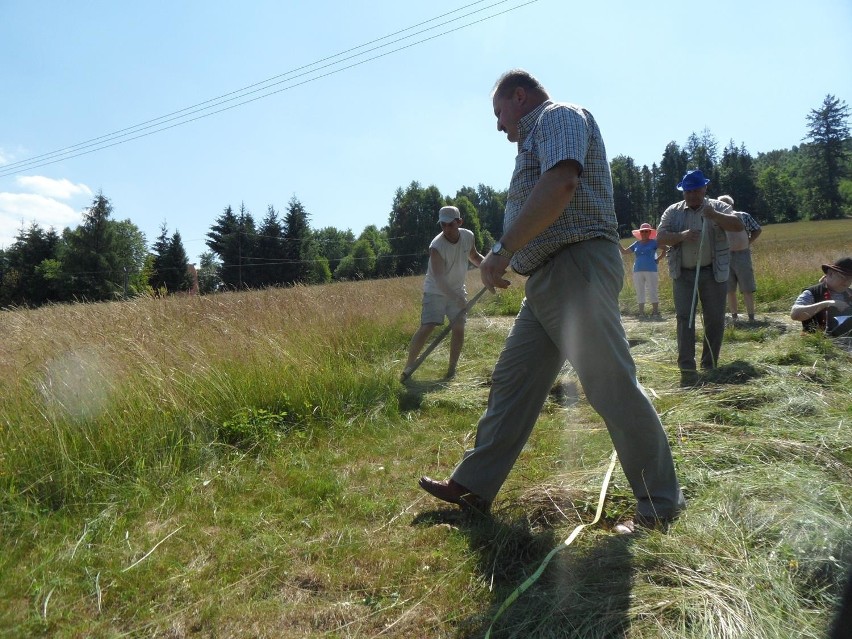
[282,196,311,284]
[804,94,850,219]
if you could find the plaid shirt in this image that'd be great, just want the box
[504,100,618,275]
[736,211,761,234]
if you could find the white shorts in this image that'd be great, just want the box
[632,271,659,304]
[420,292,466,326]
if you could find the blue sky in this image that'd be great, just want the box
[1,0,850,263]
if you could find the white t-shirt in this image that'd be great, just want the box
[423,228,475,296]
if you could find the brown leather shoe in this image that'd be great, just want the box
[418,477,490,513]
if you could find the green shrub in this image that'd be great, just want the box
[218,407,293,450]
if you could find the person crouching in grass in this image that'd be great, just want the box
[791,257,852,337]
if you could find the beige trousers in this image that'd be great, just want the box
[451,239,685,519]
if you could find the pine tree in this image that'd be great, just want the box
[59,191,124,301]
[718,141,758,217]
[282,196,311,284]
[206,204,256,289]
[256,205,286,287]
[164,231,191,293]
[0,223,60,305]
[804,94,851,219]
[656,142,689,212]
[149,222,171,293]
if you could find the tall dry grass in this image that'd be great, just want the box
[0,278,421,509]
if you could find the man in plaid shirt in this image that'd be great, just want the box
[419,70,685,533]
[717,194,762,323]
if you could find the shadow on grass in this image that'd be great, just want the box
[398,377,455,411]
[412,508,634,638]
[703,359,763,385]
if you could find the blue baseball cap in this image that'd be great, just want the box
[677,169,711,191]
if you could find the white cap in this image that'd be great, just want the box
[438,206,461,224]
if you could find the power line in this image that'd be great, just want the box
[1,0,494,173]
[0,0,539,178]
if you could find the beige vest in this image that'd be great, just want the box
[663,199,732,283]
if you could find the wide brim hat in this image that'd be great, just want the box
[438,206,462,225]
[632,223,657,239]
[821,257,852,277]
[677,169,711,191]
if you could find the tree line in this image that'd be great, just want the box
[1,94,849,307]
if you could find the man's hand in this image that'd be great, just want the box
[701,201,744,231]
[681,228,702,243]
[480,252,511,292]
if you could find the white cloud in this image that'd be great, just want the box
[0,192,81,248]
[15,176,93,200]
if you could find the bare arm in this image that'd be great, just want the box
[468,244,485,268]
[480,160,580,291]
[749,227,762,244]
[791,299,838,321]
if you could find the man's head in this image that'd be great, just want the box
[677,169,711,209]
[491,69,549,143]
[718,195,734,207]
[822,257,852,293]
[438,206,463,241]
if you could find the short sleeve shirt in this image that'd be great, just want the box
[794,287,852,313]
[726,211,761,251]
[423,228,475,296]
[629,240,658,272]
[504,101,618,275]
[658,198,733,270]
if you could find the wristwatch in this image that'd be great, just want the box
[491,241,514,259]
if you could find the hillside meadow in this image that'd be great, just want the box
[1,219,851,637]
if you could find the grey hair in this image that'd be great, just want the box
[717,195,734,206]
[492,69,549,100]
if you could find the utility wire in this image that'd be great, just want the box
[1,0,494,172]
[0,0,539,178]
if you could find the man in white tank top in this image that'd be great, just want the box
[400,206,484,381]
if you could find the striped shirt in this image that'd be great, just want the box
[504,100,618,275]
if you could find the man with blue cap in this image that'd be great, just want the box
[657,169,744,384]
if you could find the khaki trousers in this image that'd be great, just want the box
[452,239,685,519]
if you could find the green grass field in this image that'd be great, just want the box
[1,219,851,638]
